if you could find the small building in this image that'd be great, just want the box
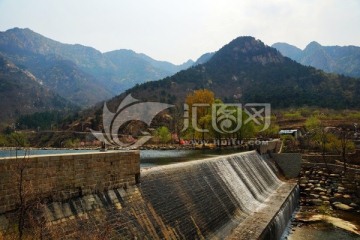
[279,129,302,139]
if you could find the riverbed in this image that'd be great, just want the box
[284,207,360,240]
[287,221,360,240]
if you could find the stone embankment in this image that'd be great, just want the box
[0,151,140,214]
[299,164,360,212]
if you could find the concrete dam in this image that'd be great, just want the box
[0,150,299,239]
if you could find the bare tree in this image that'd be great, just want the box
[171,105,185,145]
[338,128,355,173]
[319,127,330,173]
[305,116,330,172]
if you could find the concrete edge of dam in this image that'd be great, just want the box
[226,182,299,239]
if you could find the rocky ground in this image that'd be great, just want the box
[299,164,360,212]
[290,163,360,237]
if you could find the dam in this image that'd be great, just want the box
[0,150,299,239]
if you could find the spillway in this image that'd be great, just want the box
[138,150,297,239]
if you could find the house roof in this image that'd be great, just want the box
[279,129,298,134]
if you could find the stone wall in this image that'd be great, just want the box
[0,151,140,214]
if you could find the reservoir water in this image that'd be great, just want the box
[0,148,243,168]
[0,149,95,158]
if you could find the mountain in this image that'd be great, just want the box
[272,41,360,78]
[271,43,302,62]
[0,27,113,72]
[0,49,113,106]
[103,49,193,91]
[0,28,114,106]
[0,55,74,126]
[194,52,215,65]
[104,36,360,111]
[137,52,194,73]
[0,28,194,106]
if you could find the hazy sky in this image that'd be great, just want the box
[0,0,359,64]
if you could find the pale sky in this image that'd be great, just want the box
[0,0,359,64]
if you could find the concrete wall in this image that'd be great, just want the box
[256,139,282,154]
[273,153,302,178]
[0,151,140,214]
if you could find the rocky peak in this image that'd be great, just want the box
[209,36,284,66]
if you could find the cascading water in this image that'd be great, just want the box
[211,153,283,213]
[260,185,300,240]
[139,150,299,239]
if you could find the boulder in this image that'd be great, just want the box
[333,203,353,211]
[321,196,330,201]
[310,199,323,206]
[299,179,308,185]
[309,194,319,198]
[313,187,327,192]
[350,203,358,208]
[334,193,343,198]
[337,186,345,193]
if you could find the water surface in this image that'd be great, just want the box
[0,149,95,158]
[139,148,242,167]
[0,148,244,168]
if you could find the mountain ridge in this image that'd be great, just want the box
[272,41,360,78]
[0,54,75,125]
[111,36,360,110]
[0,28,195,106]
